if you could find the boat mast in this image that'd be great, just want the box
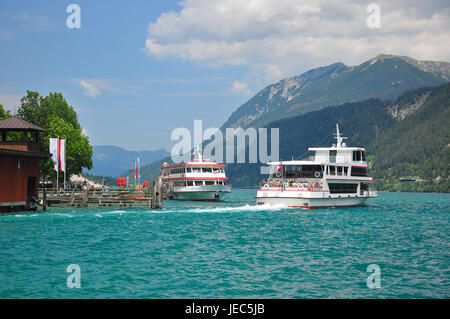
[334,124,347,147]
[194,145,203,162]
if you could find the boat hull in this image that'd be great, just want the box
[173,185,231,201]
[256,190,374,209]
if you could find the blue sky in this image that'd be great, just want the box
[1,0,449,150]
[0,0,250,150]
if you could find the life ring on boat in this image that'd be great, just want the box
[276,181,281,187]
[263,184,270,190]
[283,182,289,188]
[276,171,281,178]
[314,171,321,178]
[297,184,304,190]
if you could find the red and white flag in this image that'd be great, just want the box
[134,159,138,180]
[49,138,66,172]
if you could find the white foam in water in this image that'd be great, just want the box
[97,210,131,216]
[54,213,74,218]
[160,203,288,214]
[14,214,38,218]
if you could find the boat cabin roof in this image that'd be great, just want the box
[308,147,365,151]
[161,162,225,169]
[266,160,322,166]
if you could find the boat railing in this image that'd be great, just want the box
[314,156,353,163]
[38,187,153,198]
[260,179,324,191]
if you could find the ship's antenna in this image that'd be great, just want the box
[195,145,203,162]
[334,123,347,147]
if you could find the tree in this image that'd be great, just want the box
[0,104,12,120]
[17,91,93,180]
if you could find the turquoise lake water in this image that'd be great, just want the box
[0,190,449,298]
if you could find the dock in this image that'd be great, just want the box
[39,178,164,210]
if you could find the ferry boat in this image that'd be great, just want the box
[160,147,231,201]
[256,124,377,209]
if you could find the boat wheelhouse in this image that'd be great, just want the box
[160,147,231,201]
[256,124,377,209]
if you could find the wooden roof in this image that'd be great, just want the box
[0,116,48,132]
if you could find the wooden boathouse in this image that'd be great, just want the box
[0,116,50,212]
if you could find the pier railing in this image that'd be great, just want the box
[38,186,163,209]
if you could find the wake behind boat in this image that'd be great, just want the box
[160,147,231,201]
[256,124,377,209]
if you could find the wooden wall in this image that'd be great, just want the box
[0,155,39,203]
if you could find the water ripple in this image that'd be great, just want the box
[0,190,448,298]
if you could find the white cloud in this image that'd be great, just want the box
[80,80,101,98]
[78,79,141,98]
[144,0,450,84]
[81,127,89,137]
[228,81,251,96]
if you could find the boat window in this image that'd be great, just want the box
[337,166,343,175]
[330,166,336,175]
[328,183,358,194]
[202,168,212,173]
[187,181,193,186]
[329,150,337,163]
[193,168,201,173]
[343,167,348,176]
[351,167,367,177]
[205,181,215,185]
[170,167,185,174]
[353,151,362,162]
[186,168,192,173]
[174,181,187,187]
[362,151,366,161]
[194,181,204,186]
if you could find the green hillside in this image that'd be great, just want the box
[369,83,450,192]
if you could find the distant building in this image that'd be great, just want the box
[0,116,50,212]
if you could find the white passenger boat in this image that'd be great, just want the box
[256,124,377,209]
[160,147,231,201]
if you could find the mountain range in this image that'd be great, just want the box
[221,54,450,130]
[86,145,169,177]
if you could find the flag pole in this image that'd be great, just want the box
[64,140,66,190]
[56,165,59,192]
